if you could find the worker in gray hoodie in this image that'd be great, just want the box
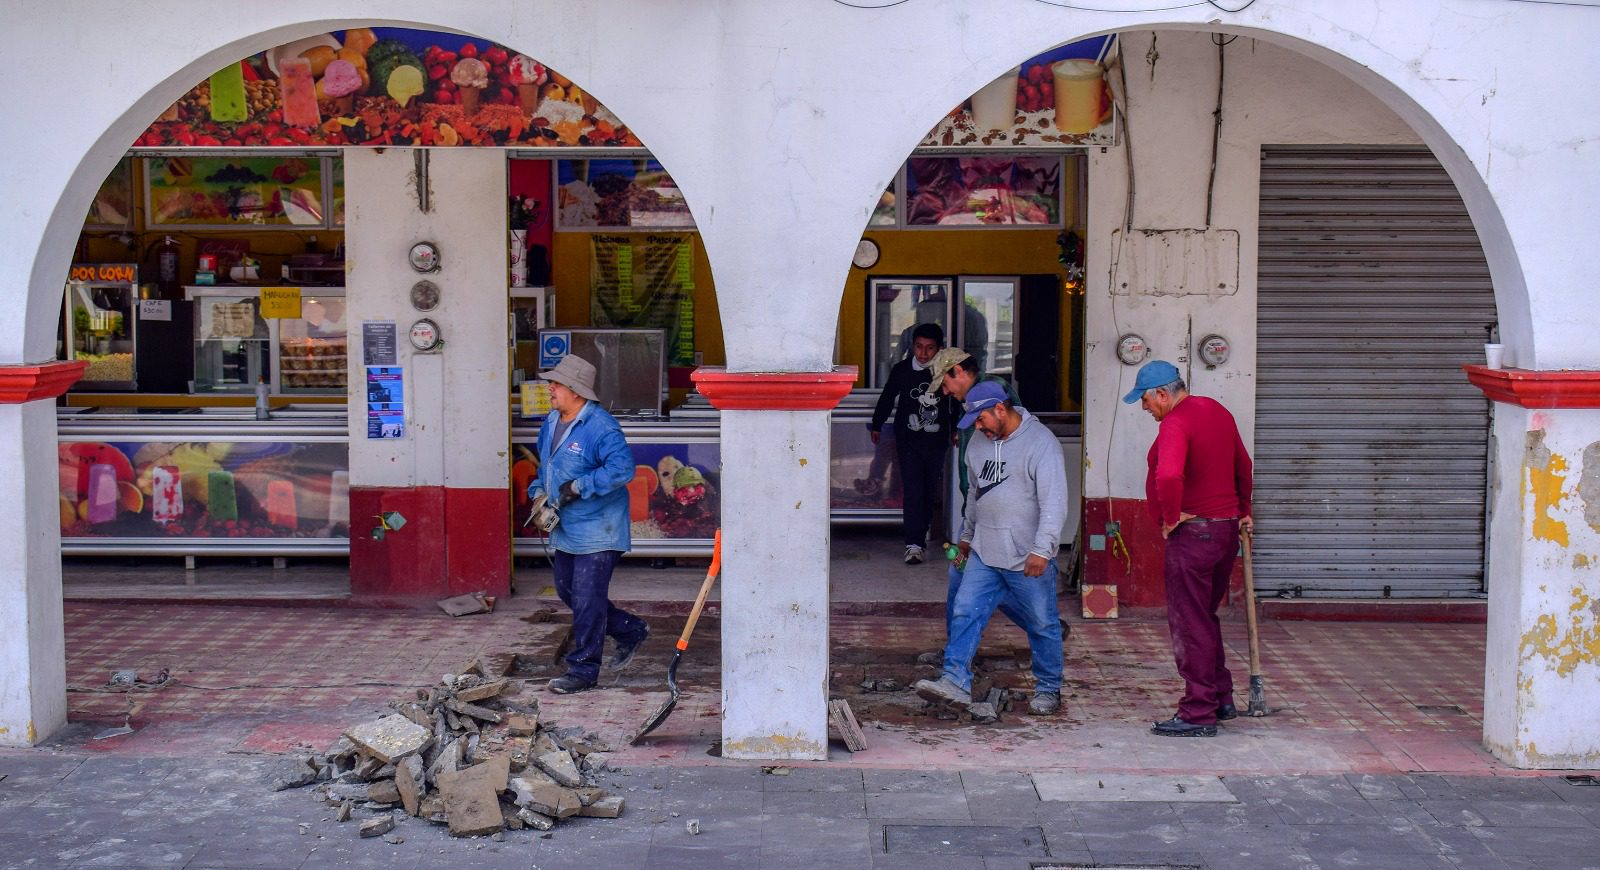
[914,380,1067,716]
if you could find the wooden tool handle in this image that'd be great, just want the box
[677,530,722,649]
[1241,527,1262,675]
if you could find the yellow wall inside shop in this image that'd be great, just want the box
[837,229,1080,410]
[548,230,725,367]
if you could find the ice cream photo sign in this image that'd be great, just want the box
[134,27,643,149]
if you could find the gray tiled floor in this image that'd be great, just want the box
[3,754,1599,869]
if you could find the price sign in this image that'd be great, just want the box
[260,287,302,319]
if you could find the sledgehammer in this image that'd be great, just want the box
[1241,526,1268,717]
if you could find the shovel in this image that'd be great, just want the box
[631,529,722,742]
[1241,526,1268,716]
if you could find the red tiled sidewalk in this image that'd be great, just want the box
[52,600,1529,777]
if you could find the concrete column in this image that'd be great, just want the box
[344,148,511,598]
[693,369,854,760]
[1482,399,1600,769]
[0,399,68,746]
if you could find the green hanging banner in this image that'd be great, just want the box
[590,234,695,367]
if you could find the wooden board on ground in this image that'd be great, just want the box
[828,699,867,752]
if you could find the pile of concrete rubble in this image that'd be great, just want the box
[275,665,622,839]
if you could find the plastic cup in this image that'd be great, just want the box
[1484,343,1505,369]
[970,67,1020,130]
[1052,59,1106,134]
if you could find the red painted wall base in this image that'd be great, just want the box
[349,486,511,599]
[1081,497,1244,608]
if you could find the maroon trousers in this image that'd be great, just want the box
[1163,519,1240,724]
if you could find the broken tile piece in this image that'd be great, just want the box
[517,808,555,831]
[359,816,393,838]
[454,680,508,703]
[534,750,582,788]
[345,714,432,764]
[520,781,582,819]
[397,755,424,817]
[504,713,539,737]
[436,760,508,837]
[579,796,625,819]
[446,698,503,723]
[437,592,491,617]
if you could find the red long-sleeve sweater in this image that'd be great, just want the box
[1145,395,1253,527]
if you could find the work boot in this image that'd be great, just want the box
[548,674,596,695]
[1028,692,1061,716]
[1216,702,1238,721]
[608,625,649,670]
[914,675,971,706]
[1150,715,1217,738]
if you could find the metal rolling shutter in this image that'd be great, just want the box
[1254,146,1495,598]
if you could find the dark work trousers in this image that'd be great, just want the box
[1162,520,1240,724]
[897,437,948,548]
[552,549,647,684]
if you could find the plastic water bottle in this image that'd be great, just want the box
[255,377,270,420]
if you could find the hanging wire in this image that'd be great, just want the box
[828,0,914,8]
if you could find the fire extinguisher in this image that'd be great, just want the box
[156,235,180,296]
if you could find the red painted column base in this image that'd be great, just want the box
[0,360,88,403]
[691,366,858,410]
[1080,497,1244,609]
[349,486,510,600]
[1463,365,1600,408]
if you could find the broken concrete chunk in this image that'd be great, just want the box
[418,794,446,820]
[517,808,555,831]
[397,755,424,817]
[531,732,561,757]
[336,799,353,822]
[579,796,625,819]
[685,818,700,835]
[436,760,508,837]
[367,780,401,805]
[479,653,516,677]
[573,787,604,806]
[446,698,504,724]
[395,702,432,730]
[504,713,539,737]
[454,680,508,703]
[271,758,320,791]
[534,750,582,788]
[437,592,492,617]
[428,738,463,785]
[359,816,394,838]
[345,714,432,765]
[581,752,610,775]
[325,783,372,802]
[967,702,998,723]
[355,756,385,780]
[521,781,582,819]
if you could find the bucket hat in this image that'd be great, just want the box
[926,347,971,386]
[541,354,600,402]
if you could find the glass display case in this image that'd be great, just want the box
[62,264,140,391]
[187,287,346,395]
[190,289,269,393]
[866,277,953,388]
[277,292,348,394]
[536,328,665,418]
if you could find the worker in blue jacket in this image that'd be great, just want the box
[528,354,648,694]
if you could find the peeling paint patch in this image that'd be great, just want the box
[1519,586,1600,678]
[722,733,825,759]
[1575,554,1591,569]
[1526,432,1570,546]
[797,457,807,466]
[1581,443,1600,533]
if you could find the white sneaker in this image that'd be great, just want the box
[904,545,925,565]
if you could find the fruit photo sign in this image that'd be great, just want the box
[510,439,720,542]
[59,439,350,540]
[133,28,643,149]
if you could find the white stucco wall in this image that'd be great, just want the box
[344,148,510,489]
[1083,31,1423,500]
[0,402,68,747]
[1484,405,1600,768]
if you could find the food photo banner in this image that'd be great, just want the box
[919,36,1118,150]
[134,27,643,149]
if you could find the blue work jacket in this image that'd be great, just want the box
[529,401,634,554]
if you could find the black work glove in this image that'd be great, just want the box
[558,480,579,505]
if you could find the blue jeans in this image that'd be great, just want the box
[553,550,647,683]
[942,552,1063,694]
[947,563,1028,639]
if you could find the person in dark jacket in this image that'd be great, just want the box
[870,322,958,564]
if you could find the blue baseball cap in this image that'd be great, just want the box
[1122,360,1181,404]
[958,380,1008,429]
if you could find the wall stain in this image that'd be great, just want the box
[1519,586,1600,678]
[1575,554,1591,569]
[1526,431,1570,547]
[722,733,825,759]
[1581,442,1600,532]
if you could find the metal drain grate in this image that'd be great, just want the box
[1414,704,1467,715]
[883,824,1047,857]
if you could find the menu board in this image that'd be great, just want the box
[589,235,695,367]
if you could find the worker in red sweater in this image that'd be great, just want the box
[1125,360,1253,738]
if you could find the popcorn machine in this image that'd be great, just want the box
[62,263,140,391]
